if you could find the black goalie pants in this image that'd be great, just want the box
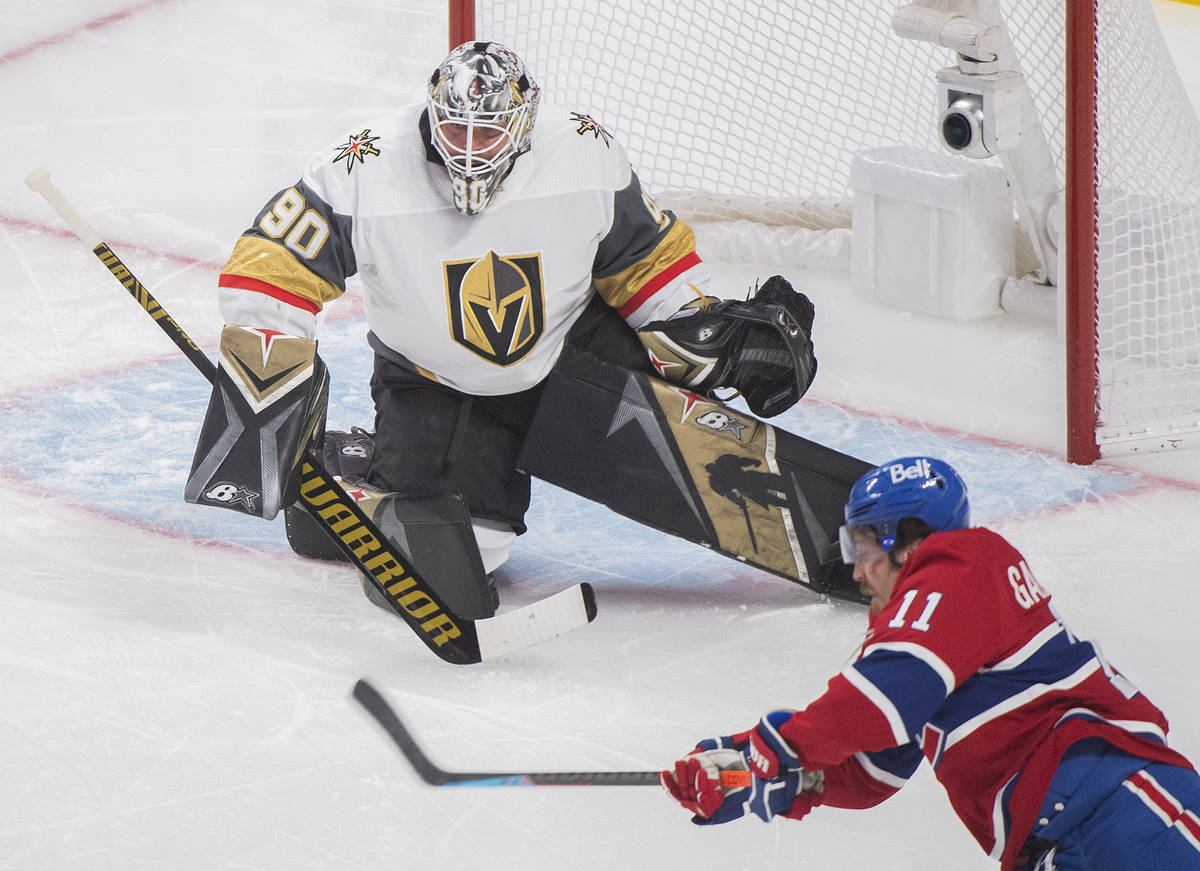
[366,295,652,535]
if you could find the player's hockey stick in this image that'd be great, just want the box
[25,166,597,665]
[352,678,752,788]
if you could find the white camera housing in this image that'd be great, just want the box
[936,66,1026,158]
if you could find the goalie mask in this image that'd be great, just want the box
[427,41,540,215]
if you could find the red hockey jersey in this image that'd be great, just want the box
[776,528,1192,870]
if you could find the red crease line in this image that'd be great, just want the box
[0,212,217,270]
[0,0,174,66]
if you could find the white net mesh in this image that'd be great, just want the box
[1092,0,1200,450]
[473,0,1200,455]
[475,0,948,228]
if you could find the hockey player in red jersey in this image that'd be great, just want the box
[662,456,1200,870]
[184,41,819,613]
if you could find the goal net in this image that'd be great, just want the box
[453,0,1200,461]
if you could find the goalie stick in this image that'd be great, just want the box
[24,166,597,665]
[352,678,752,789]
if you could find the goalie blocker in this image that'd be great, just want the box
[519,353,871,603]
[185,325,328,520]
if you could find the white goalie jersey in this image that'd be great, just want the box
[217,102,711,395]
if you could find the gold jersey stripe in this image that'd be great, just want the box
[593,221,699,312]
[220,236,344,311]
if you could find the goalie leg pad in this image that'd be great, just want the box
[185,325,329,520]
[286,489,498,619]
[518,353,871,603]
[285,430,498,619]
[638,275,817,418]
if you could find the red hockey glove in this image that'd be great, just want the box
[661,732,820,825]
[662,746,748,820]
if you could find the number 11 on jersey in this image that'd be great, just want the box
[888,590,943,631]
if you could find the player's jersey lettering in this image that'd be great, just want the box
[258,187,331,261]
[1007,560,1047,609]
[888,589,943,631]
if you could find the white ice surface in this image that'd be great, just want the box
[2,3,1200,870]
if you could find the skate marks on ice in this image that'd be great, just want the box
[0,312,1149,591]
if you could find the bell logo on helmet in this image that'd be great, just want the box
[888,458,933,484]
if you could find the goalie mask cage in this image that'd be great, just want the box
[448,0,1200,464]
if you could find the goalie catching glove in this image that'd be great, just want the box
[185,325,329,520]
[638,275,817,417]
[661,711,824,825]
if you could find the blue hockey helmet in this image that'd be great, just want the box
[839,456,969,563]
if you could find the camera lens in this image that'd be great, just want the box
[942,112,973,150]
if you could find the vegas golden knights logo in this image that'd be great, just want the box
[445,251,545,365]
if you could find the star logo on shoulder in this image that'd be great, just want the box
[569,112,613,147]
[333,128,382,174]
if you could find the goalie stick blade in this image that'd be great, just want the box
[352,679,684,787]
[473,582,597,661]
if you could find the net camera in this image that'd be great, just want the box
[936,67,1025,158]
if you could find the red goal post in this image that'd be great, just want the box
[449,0,1200,464]
[1064,0,1100,464]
